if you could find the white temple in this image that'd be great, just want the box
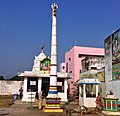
[19,50,70,102]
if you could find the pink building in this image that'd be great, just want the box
[64,46,104,94]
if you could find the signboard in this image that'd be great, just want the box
[112,29,120,80]
[57,82,62,86]
[30,81,36,85]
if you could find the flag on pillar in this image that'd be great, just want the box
[40,44,45,51]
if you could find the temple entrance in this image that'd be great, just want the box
[42,78,50,97]
[27,77,38,92]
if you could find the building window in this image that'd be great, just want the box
[57,78,64,92]
[71,81,73,84]
[69,71,72,73]
[91,67,97,70]
[79,70,81,73]
[66,63,68,72]
[27,77,38,92]
[78,54,82,58]
[69,58,71,61]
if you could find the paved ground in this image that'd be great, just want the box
[0,99,114,116]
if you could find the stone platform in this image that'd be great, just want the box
[102,111,120,115]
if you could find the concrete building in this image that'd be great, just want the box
[19,50,70,102]
[105,28,120,100]
[64,46,104,94]
[81,56,105,72]
[80,56,105,97]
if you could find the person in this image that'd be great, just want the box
[42,90,46,98]
[35,91,39,100]
[12,90,18,102]
[38,91,42,109]
[95,92,102,110]
[19,87,23,100]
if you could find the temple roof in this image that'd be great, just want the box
[18,50,70,79]
[18,71,70,79]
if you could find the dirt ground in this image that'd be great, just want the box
[0,95,114,116]
[0,95,13,107]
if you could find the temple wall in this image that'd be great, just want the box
[0,80,23,95]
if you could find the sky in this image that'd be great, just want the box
[0,0,120,79]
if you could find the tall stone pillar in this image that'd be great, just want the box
[44,3,63,112]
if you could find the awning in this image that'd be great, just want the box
[77,78,101,85]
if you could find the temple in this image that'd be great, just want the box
[19,50,70,102]
[18,3,70,105]
[18,3,70,113]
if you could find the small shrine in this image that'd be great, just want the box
[19,50,70,102]
[103,90,119,112]
[78,78,101,107]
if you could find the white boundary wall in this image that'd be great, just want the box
[0,80,23,95]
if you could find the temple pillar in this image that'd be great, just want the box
[38,77,42,92]
[22,77,28,101]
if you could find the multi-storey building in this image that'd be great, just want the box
[64,46,104,94]
[81,56,105,72]
[80,55,105,97]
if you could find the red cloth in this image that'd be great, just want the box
[96,95,102,108]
